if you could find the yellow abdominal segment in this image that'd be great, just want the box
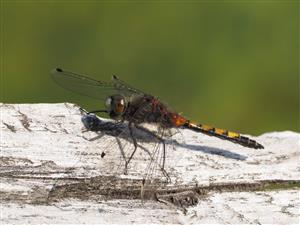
[191,122,240,139]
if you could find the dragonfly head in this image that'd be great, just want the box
[105,95,127,119]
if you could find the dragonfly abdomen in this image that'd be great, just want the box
[184,122,264,149]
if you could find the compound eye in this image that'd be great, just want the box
[115,98,125,114]
[105,97,112,108]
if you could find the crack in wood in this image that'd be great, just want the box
[2,169,299,209]
[3,122,17,132]
[17,110,32,131]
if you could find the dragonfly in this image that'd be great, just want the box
[51,68,264,178]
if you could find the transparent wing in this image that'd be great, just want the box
[51,68,143,100]
[111,75,146,96]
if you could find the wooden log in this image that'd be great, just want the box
[1,103,299,224]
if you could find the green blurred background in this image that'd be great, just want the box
[1,1,299,135]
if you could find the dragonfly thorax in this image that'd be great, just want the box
[105,95,127,119]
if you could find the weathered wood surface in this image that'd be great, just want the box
[1,103,299,224]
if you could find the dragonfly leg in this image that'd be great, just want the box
[162,167,171,183]
[79,107,108,115]
[79,107,89,114]
[125,122,138,174]
[88,109,108,114]
[161,138,166,172]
